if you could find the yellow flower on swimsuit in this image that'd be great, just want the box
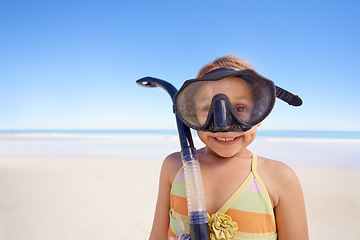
[208,212,238,240]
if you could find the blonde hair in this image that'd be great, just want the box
[197,54,256,78]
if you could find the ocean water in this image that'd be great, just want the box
[1,129,360,139]
[0,129,359,167]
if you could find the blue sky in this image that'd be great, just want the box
[0,0,359,131]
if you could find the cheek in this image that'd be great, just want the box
[196,131,205,140]
[196,131,208,144]
[244,126,258,141]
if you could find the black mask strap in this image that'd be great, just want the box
[276,86,303,106]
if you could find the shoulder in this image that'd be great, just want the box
[257,156,298,180]
[257,156,302,207]
[160,151,183,185]
[256,156,309,238]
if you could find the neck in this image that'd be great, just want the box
[197,147,252,163]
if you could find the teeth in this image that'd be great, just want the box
[215,137,237,142]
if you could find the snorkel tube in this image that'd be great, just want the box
[137,77,210,240]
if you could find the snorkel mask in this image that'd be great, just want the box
[173,67,302,133]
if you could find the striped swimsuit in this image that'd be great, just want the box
[168,154,277,240]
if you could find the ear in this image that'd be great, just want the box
[256,122,262,127]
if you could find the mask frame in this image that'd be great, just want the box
[174,68,280,132]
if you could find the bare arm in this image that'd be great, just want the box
[273,164,309,240]
[149,153,182,240]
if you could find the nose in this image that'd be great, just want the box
[213,99,231,131]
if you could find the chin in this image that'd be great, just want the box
[211,149,239,158]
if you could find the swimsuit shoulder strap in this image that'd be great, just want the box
[251,154,275,217]
[251,154,258,174]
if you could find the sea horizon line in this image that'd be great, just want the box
[0,129,360,140]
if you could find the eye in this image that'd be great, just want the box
[200,105,210,112]
[236,106,247,112]
[196,105,210,114]
[203,107,210,113]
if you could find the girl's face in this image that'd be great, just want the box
[195,77,259,158]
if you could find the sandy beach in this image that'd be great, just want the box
[0,134,359,239]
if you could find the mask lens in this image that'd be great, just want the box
[175,81,204,128]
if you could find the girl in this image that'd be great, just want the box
[149,55,308,240]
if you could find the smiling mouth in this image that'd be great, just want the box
[214,136,239,142]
